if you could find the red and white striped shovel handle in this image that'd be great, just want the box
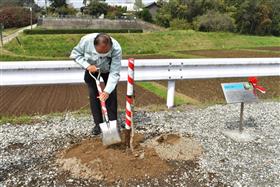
[89,70,109,123]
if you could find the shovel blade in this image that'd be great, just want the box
[100,120,121,146]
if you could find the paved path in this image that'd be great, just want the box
[1,24,37,46]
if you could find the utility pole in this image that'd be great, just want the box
[30,7,33,30]
[24,2,33,30]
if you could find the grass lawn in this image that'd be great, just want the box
[0,115,36,125]
[137,82,200,106]
[1,30,280,61]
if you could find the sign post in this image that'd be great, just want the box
[221,79,265,141]
[239,102,244,132]
[221,82,258,133]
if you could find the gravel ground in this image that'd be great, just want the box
[0,101,279,186]
[141,102,280,187]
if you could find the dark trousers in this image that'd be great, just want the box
[84,70,118,126]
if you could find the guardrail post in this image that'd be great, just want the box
[167,80,175,108]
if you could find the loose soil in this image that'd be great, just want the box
[145,134,203,161]
[57,132,203,184]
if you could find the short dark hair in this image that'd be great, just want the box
[94,33,113,47]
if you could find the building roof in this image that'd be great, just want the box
[144,2,158,8]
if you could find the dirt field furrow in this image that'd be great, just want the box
[0,83,165,116]
[253,47,280,51]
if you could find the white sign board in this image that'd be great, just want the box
[221,82,258,104]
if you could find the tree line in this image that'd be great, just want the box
[155,0,280,36]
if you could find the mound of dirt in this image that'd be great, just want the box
[57,133,172,182]
[57,133,203,183]
[144,134,203,161]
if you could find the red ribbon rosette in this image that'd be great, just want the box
[248,77,266,95]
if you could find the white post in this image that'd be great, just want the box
[167,80,175,108]
[30,7,33,30]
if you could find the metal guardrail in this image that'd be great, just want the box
[1,58,280,107]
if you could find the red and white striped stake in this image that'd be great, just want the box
[125,58,135,130]
[125,58,135,150]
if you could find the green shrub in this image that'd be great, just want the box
[83,1,109,17]
[138,8,153,23]
[23,28,143,34]
[194,11,235,32]
[106,5,127,19]
[56,5,77,16]
[170,19,192,30]
[271,23,280,36]
[156,12,171,27]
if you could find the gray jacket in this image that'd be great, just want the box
[70,33,122,94]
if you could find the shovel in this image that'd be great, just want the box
[89,69,121,146]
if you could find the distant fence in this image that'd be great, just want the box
[1,58,279,108]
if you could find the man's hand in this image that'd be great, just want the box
[98,92,109,102]
[87,65,98,73]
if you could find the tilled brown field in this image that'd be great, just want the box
[253,47,280,51]
[0,83,165,116]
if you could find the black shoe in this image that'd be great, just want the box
[92,125,101,136]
